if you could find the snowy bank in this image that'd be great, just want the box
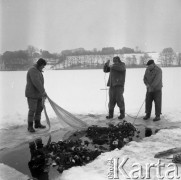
[0,163,29,180]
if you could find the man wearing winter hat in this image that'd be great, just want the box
[25,58,47,132]
[103,56,126,120]
[143,59,163,121]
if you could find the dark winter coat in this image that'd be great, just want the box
[103,62,126,87]
[143,65,163,92]
[25,65,45,99]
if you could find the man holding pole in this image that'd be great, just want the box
[103,56,126,120]
[143,59,163,121]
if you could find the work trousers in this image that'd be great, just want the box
[27,98,43,123]
[108,86,125,111]
[145,90,162,116]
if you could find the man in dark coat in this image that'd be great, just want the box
[103,56,126,119]
[143,59,163,121]
[25,58,47,132]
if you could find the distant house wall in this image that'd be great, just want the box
[52,53,161,69]
[64,54,115,68]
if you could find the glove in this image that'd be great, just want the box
[148,86,153,92]
[42,91,47,97]
[105,60,110,65]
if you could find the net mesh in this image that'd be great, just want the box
[44,96,88,131]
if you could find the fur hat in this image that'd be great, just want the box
[36,58,47,67]
[113,56,121,63]
[146,59,155,66]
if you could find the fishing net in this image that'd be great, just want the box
[43,96,88,131]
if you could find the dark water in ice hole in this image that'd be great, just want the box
[0,125,158,180]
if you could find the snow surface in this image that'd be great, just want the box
[0,67,181,179]
[0,163,28,180]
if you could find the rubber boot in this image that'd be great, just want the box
[153,115,161,122]
[35,120,46,129]
[118,109,125,120]
[106,109,114,119]
[28,122,35,133]
[143,113,151,120]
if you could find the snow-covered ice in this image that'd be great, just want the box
[0,67,181,179]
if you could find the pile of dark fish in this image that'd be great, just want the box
[28,120,140,178]
[172,153,181,163]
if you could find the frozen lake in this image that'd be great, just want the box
[0,67,181,180]
[0,67,181,129]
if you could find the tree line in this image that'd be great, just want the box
[0,46,62,70]
[61,47,140,56]
[0,46,140,70]
[0,46,181,70]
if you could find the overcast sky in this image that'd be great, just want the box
[0,0,181,54]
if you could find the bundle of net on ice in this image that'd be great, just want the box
[46,96,88,131]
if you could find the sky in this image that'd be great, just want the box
[0,0,181,54]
